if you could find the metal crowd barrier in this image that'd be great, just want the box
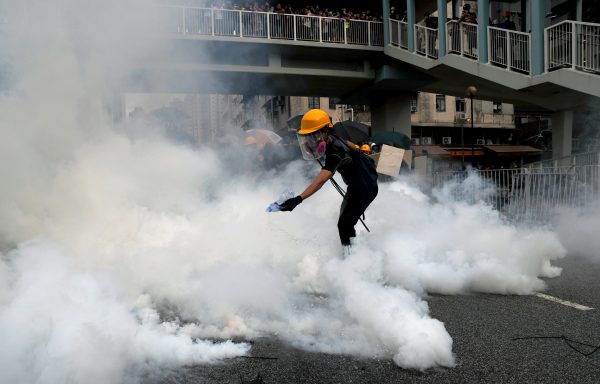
[431,166,600,224]
[415,24,438,59]
[446,20,478,59]
[545,20,600,74]
[488,26,531,74]
[159,5,383,47]
[525,151,600,169]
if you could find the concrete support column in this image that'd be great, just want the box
[530,0,547,75]
[383,0,390,45]
[477,0,490,63]
[105,92,125,125]
[437,0,447,57]
[407,0,416,52]
[552,110,573,161]
[370,93,411,138]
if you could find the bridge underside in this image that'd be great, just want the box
[124,39,385,97]
[127,68,373,97]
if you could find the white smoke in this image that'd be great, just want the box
[0,0,568,382]
[553,202,600,260]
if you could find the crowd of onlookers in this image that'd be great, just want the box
[197,1,384,21]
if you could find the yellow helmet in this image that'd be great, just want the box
[360,144,371,154]
[298,109,333,135]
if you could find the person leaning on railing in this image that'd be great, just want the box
[459,3,477,57]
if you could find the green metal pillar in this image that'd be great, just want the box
[575,0,583,21]
[477,0,489,63]
[383,0,391,45]
[407,0,416,52]
[437,0,447,56]
[530,0,546,75]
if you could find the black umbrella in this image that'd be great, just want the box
[332,120,371,144]
[286,109,310,131]
[372,131,411,150]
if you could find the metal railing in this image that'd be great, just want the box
[415,25,438,59]
[525,151,600,169]
[160,5,384,47]
[389,19,409,49]
[488,26,531,74]
[446,20,478,60]
[432,166,600,223]
[545,20,600,74]
[573,138,600,154]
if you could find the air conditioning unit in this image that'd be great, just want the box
[442,137,452,145]
[476,139,485,145]
[455,112,466,120]
[422,137,433,145]
[410,105,418,112]
[411,138,421,145]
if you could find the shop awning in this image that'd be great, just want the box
[413,145,450,157]
[483,145,543,155]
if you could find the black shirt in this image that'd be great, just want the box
[322,136,377,192]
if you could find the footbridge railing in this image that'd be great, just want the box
[389,18,600,79]
[446,20,478,60]
[545,20,600,74]
[415,25,438,59]
[389,19,409,49]
[159,5,384,47]
[488,26,531,74]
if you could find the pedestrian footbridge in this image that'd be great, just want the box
[151,5,600,112]
[387,18,600,110]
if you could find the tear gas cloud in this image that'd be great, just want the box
[0,0,567,382]
[553,203,600,260]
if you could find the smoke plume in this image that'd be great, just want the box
[0,0,567,382]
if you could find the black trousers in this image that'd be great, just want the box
[337,187,378,246]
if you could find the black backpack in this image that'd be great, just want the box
[331,135,378,190]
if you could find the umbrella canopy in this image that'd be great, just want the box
[245,129,283,146]
[332,120,371,144]
[286,109,310,131]
[372,131,411,150]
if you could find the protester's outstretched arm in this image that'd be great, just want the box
[300,169,333,200]
[279,169,333,211]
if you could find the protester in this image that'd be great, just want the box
[459,3,477,24]
[459,3,477,57]
[278,109,378,254]
[424,12,438,29]
[499,11,516,31]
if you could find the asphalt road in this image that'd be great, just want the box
[149,255,600,384]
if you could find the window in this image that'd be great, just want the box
[308,96,320,109]
[328,98,336,110]
[435,95,446,112]
[410,96,418,112]
[493,102,502,113]
[455,97,466,113]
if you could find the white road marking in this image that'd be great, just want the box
[535,293,594,311]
